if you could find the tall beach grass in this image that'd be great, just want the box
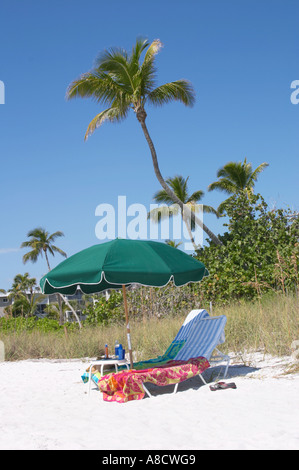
[1,293,298,362]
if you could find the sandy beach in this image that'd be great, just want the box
[0,352,298,451]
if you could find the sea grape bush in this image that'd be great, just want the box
[195,193,299,303]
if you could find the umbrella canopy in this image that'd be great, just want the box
[40,239,209,367]
[40,238,208,294]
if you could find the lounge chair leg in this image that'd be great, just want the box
[143,383,153,398]
[143,382,180,396]
[223,359,230,378]
[199,373,207,386]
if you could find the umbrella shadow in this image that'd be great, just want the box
[142,376,206,397]
[142,363,260,397]
[204,363,260,382]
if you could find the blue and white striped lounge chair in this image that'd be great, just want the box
[172,309,230,379]
[141,309,230,397]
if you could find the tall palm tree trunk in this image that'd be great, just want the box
[137,109,222,246]
[182,212,199,251]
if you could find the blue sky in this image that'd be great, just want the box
[0,0,298,291]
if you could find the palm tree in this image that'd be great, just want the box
[208,158,269,214]
[21,228,82,328]
[11,293,44,318]
[21,228,67,271]
[149,175,218,250]
[66,38,222,246]
[8,273,37,301]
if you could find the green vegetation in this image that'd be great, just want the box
[83,292,125,326]
[0,293,298,361]
[196,192,298,302]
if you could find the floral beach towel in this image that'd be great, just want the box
[93,357,210,403]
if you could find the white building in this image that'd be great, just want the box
[0,290,86,322]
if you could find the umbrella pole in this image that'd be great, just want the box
[122,285,133,369]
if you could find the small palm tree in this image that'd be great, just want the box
[21,228,67,270]
[149,175,218,250]
[66,38,222,246]
[10,292,45,318]
[21,228,82,328]
[8,273,37,301]
[208,158,269,214]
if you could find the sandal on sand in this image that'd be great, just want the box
[209,381,237,391]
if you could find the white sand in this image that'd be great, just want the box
[0,352,298,450]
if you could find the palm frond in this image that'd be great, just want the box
[66,71,127,106]
[26,227,48,239]
[166,175,189,202]
[143,39,163,64]
[95,49,136,95]
[147,205,179,223]
[250,162,269,181]
[95,46,129,69]
[51,245,67,258]
[131,38,149,70]
[84,106,129,140]
[20,240,34,249]
[187,189,204,203]
[202,204,219,216]
[22,249,42,264]
[47,231,64,242]
[136,40,161,98]
[152,188,174,205]
[211,159,269,196]
[217,162,246,186]
[208,179,238,194]
[66,72,105,100]
[147,80,195,107]
[138,64,157,99]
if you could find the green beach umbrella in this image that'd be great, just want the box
[40,238,209,367]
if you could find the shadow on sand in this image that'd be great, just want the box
[143,362,260,397]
